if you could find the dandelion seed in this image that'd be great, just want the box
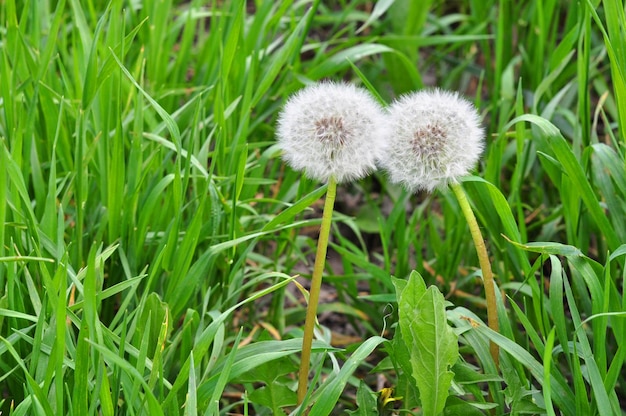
[276,81,387,184]
[379,89,484,191]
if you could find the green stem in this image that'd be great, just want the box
[297,176,337,405]
[450,182,500,367]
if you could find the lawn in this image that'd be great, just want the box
[1,0,625,415]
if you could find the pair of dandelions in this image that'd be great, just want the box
[276,81,498,405]
[277,82,483,191]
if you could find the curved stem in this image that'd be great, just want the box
[297,176,338,404]
[450,182,500,367]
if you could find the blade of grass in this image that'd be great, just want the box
[506,114,620,250]
[564,263,620,415]
[308,336,385,415]
[542,328,557,416]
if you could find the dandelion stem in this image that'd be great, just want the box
[450,182,500,367]
[298,176,338,404]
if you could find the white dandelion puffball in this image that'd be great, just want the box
[380,89,485,192]
[276,81,387,184]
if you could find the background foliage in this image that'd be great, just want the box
[0,0,625,414]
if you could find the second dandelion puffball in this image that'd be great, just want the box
[380,89,484,192]
[276,81,387,184]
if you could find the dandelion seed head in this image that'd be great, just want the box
[276,81,387,184]
[380,89,484,192]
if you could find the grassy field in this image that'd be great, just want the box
[1,0,625,414]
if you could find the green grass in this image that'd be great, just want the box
[1,0,626,414]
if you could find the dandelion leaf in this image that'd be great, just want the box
[398,271,458,415]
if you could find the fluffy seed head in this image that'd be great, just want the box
[379,89,484,192]
[276,81,387,184]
